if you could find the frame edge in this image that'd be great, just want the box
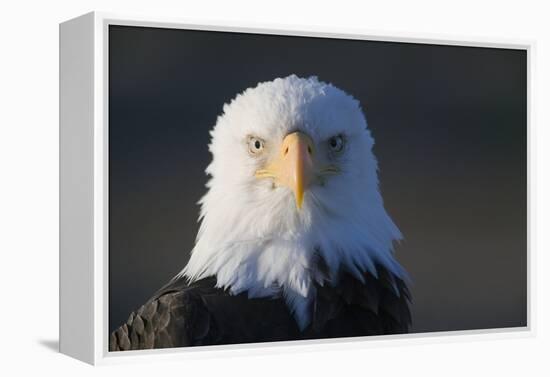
[59,11,96,365]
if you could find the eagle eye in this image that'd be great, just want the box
[328,135,345,153]
[248,136,265,155]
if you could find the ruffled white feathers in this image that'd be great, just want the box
[180,75,406,329]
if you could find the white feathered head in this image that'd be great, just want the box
[181,75,405,329]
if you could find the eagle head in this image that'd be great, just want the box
[181,75,406,329]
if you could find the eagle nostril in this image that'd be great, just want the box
[284,146,289,156]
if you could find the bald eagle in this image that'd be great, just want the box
[110,75,411,351]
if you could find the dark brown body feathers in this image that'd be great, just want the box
[110,265,411,351]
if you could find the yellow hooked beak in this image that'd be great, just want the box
[256,132,314,209]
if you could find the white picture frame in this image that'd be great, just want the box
[59,11,534,365]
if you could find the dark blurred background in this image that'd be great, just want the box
[109,25,527,334]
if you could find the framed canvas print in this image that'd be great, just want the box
[59,12,532,365]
